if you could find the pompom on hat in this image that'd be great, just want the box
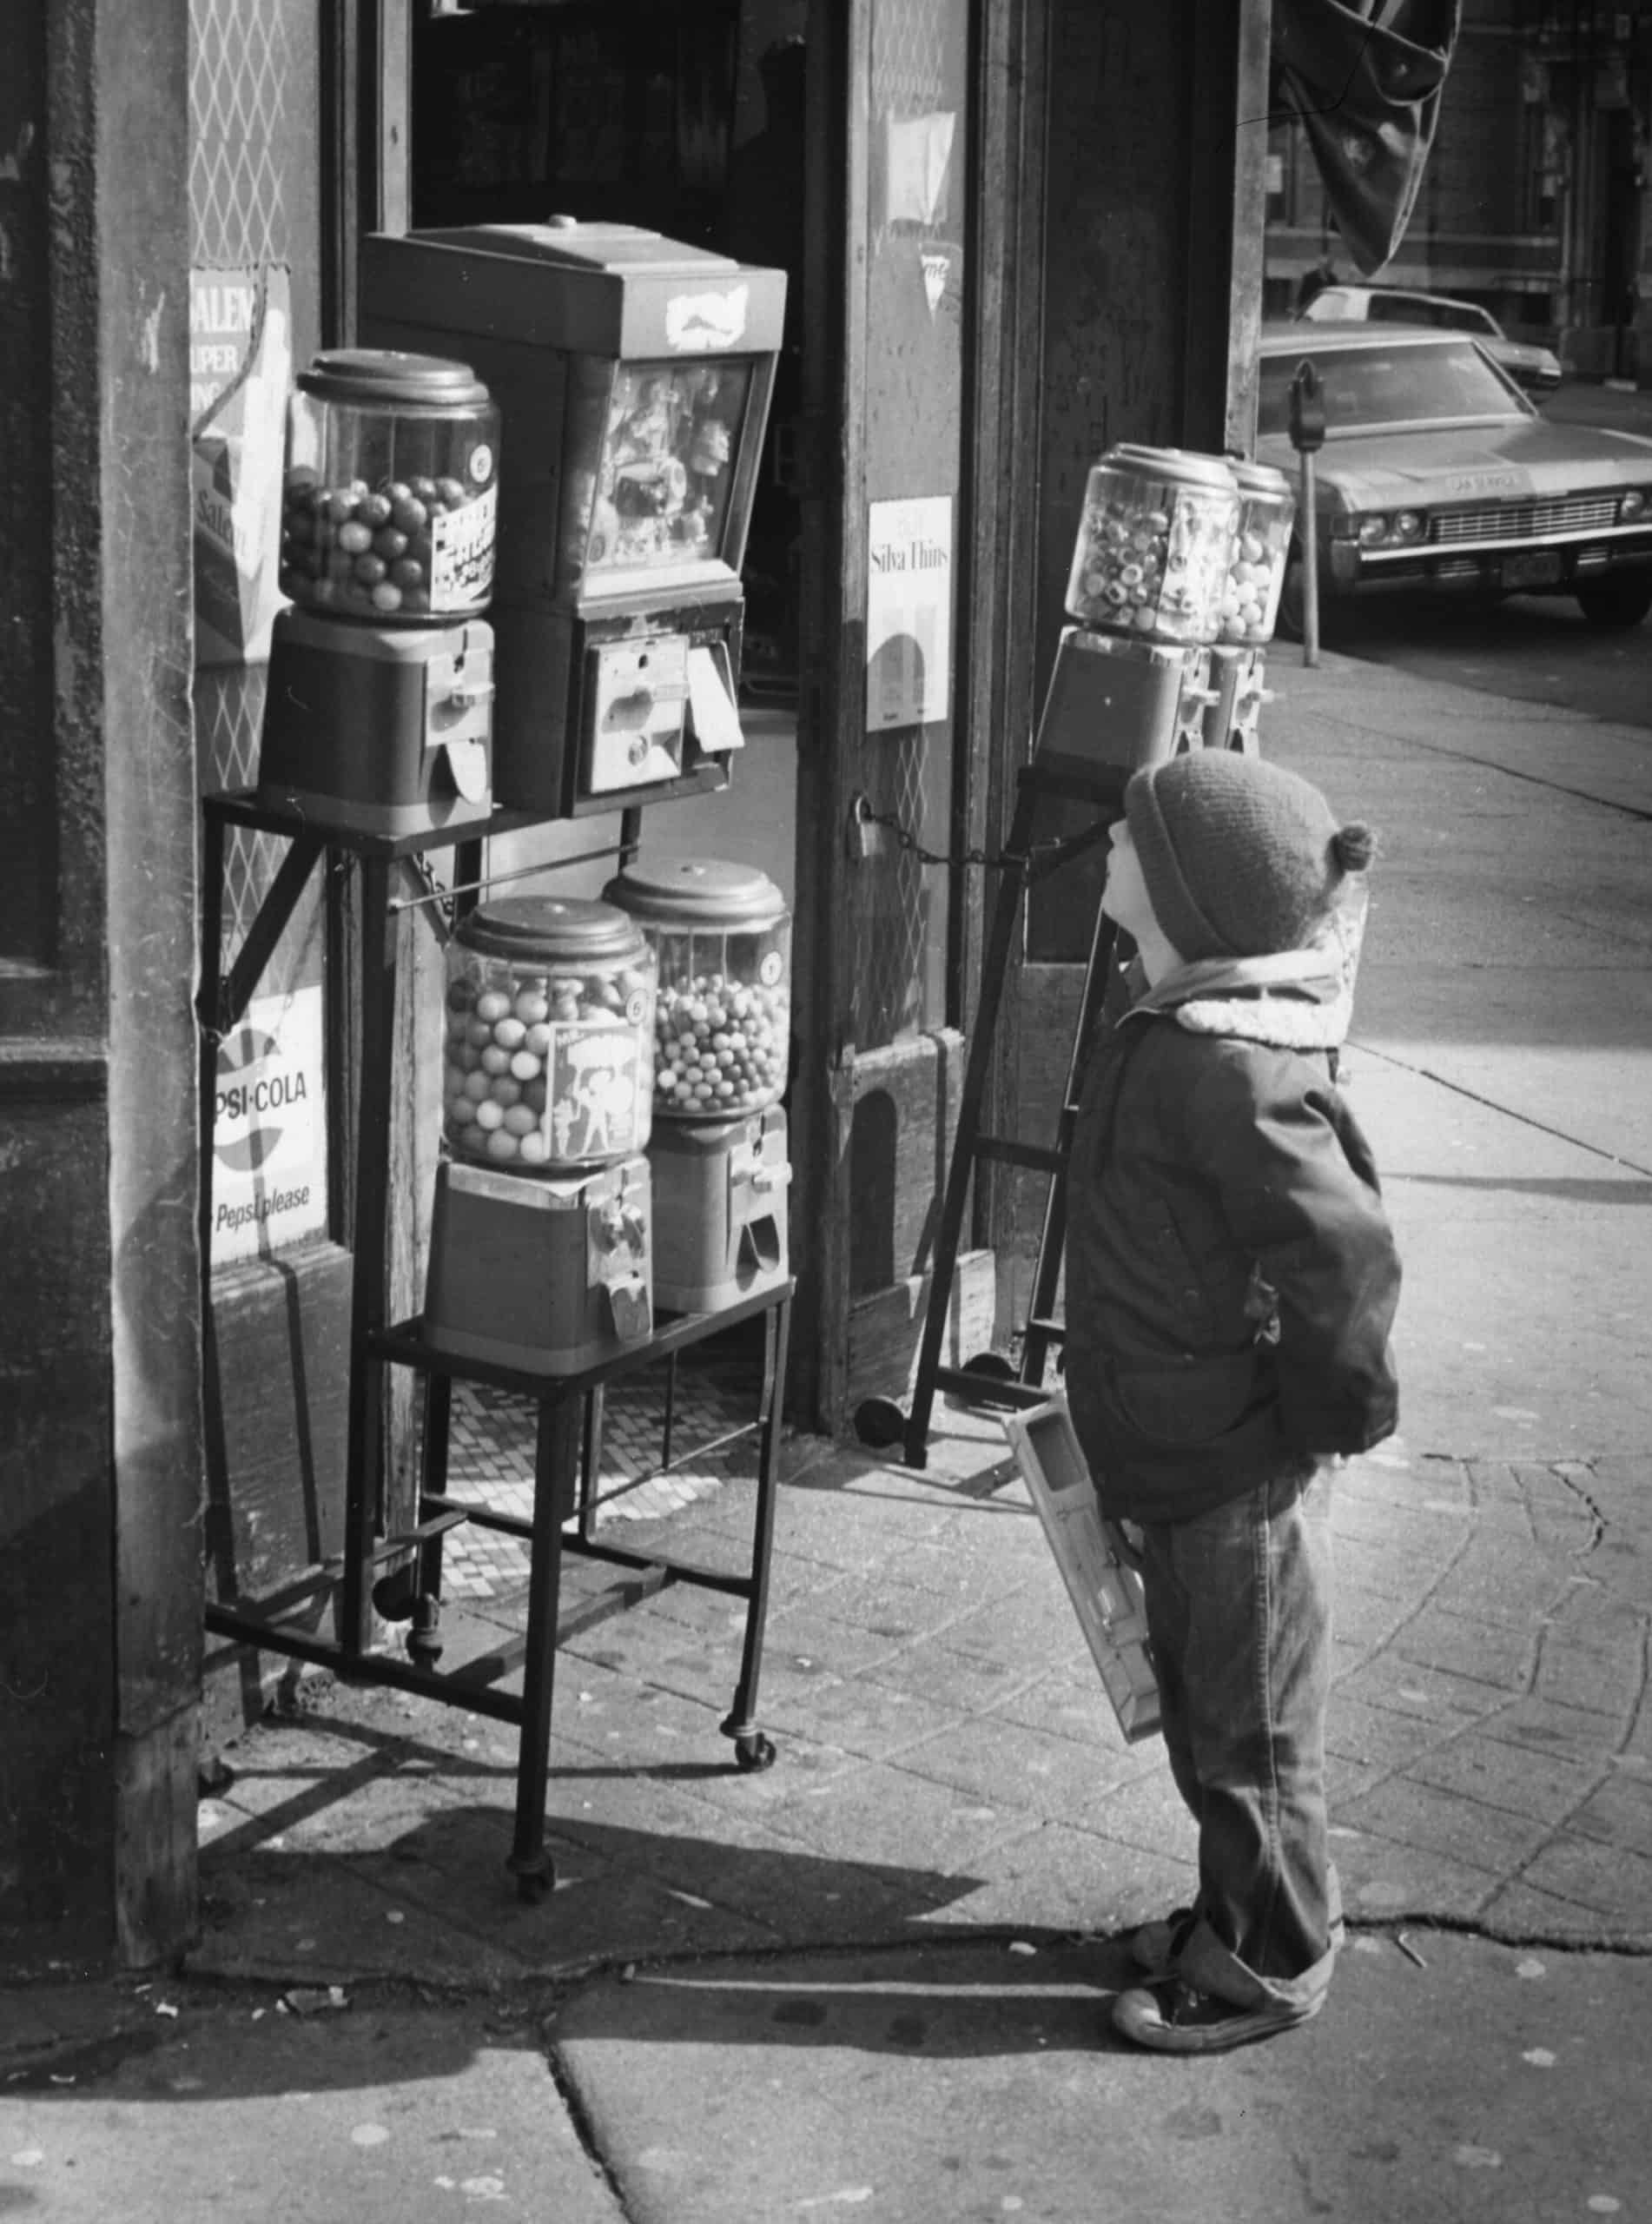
[1123,751,1375,963]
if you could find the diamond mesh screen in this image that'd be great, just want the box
[190,0,320,972]
[853,0,966,1049]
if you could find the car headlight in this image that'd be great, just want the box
[1622,490,1649,522]
[1391,511,1425,543]
[1357,515,1391,547]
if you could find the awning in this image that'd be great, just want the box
[1272,0,1464,277]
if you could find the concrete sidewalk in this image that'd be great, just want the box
[4,646,1649,2221]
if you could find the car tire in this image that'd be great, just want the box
[1575,575,1652,631]
[1274,551,1305,643]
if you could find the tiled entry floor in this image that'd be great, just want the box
[439,1336,765,1602]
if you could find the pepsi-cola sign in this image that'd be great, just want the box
[211,987,327,1264]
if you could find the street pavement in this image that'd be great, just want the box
[4,639,1650,2219]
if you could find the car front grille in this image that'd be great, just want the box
[1430,494,1618,545]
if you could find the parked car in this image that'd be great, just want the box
[1296,283,1564,396]
[1255,323,1652,634]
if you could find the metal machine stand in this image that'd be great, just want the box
[198,791,791,1897]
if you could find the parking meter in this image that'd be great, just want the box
[1288,360,1326,453]
[1287,358,1324,664]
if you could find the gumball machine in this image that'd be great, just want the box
[256,348,500,834]
[359,221,786,818]
[1034,444,1239,785]
[1203,459,1296,757]
[602,858,791,1316]
[422,896,657,1372]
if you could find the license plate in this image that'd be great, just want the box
[1503,550,1563,590]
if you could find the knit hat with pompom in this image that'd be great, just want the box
[1124,751,1375,963]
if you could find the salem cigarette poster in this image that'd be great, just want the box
[191,265,291,668]
[866,495,953,731]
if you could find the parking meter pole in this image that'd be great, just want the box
[1300,449,1320,668]
[1287,358,1326,672]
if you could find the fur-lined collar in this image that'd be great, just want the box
[1121,901,1366,1054]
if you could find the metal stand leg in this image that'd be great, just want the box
[509,1390,583,1901]
[720,1294,790,1771]
[341,853,395,1655]
[894,797,1040,1468]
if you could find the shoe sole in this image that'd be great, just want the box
[1111,1984,1325,2055]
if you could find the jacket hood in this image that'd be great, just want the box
[1123,905,1365,1053]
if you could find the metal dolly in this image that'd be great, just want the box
[853,758,1131,1466]
[856,642,1264,1468]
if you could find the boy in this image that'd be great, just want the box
[1064,749,1401,2055]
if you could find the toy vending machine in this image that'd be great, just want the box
[424,894,658,1373]
[602,858,791,1316]
[359,220,786,817]
[257,348,499,833]
[1033,445,1240,787]
[1202,459,1296,756]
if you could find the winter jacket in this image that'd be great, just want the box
[1063,943,1401,1525]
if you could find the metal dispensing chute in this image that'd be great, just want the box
[360,220,786,818]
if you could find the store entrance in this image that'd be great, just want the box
[410,1,806,702]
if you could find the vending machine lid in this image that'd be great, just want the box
[604,856,788,930]
[419,219,739,280]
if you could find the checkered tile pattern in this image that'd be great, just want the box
[439,1354,762,1599]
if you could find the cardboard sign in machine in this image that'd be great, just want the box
[1001,1396,1161,1744]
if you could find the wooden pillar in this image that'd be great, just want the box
[998,0,1273,1334]
[0,0,201,1972]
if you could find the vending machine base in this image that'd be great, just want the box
[1202,643,1270,756]
[649,1105,790,1316]
[1032,626,1210,785]
[424,1155,651,1375]
[257,607,494,836]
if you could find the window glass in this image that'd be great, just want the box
[1258,341,1524,434]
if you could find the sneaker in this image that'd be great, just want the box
[1132,1908,1345,1976]
[1130,1908,1197,1974]
[1112,1976,1325,2055]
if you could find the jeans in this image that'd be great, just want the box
[1136,1461,1339,2015]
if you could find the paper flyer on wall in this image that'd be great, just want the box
[866,493,953,731]
[191,264,292,668]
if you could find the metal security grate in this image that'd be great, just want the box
[1430,494,1618,546]
[852,0,967,1050]
[190,0,314,969]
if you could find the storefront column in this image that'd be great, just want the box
[0,0,200,1972]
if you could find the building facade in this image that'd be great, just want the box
[1266,0,1652,376]
[1,0,1270,1973]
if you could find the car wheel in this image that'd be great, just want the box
[1575,575,1652,630]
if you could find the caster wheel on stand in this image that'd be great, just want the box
[853,1397,906,1449]
[734,1732,777,1773]
[511,1857,556,1905]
